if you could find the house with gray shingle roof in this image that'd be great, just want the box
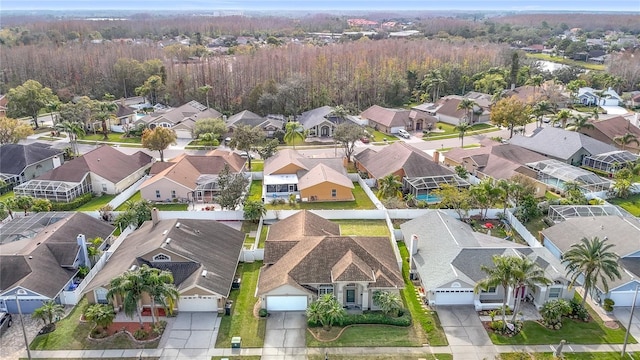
[431,95,490,125]
[134,100,222,139]
[226,110,284,138]
[0,212,115,313]
[257,211,403,311]
[297,106,355,138]
[401,211,572,310]
[541,216,640,307]
[0,143,64,185]
[509,127,617,166]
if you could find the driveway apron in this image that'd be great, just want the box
[263,311,306,360]
[162,312,219,350]
[437,305,497,360]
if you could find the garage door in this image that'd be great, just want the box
[266,296,307,311]
[178,295,218,312]
[609,291,640,307]
[174,129,193,139]
[433,289,475,305]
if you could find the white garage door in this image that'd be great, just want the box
[434,289,475,305]
[609,291,640,307]
[266,296,307,311]
[178,295,218,312]
[174,129,193,139]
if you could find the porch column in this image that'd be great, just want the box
[361,286,369,309]
[335,283,344,305]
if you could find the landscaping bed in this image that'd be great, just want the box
[306,323,422,347]
[89,321,164,342]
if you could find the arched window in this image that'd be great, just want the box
[153,253,171,262]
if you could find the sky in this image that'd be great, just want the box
[2,0,639,11]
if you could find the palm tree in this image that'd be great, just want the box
[532,100,554,128]
[284,121,305,149]
[475,255,517,329]
[306,294,346,331]
[32,300,65,327]
[614,132,639,150]
[56,120,85,156]
[107,267,148,328]
[454,122,472,148]
[0,200,13,221]
[594,89,610,107]
[553,109,572,128]
[46,101,61,125]
[510,256,551,322]
[563,237,621,306]
[93,101,117,140]
[566,115,594,132]
[457,98,476,123]
[526,75,544,97]
[372,290,402,317]
[86,237,104,267]
[12,195,33,216]
[496,179,522,215]
[141,266,179,326]
[84,303,116,332]
[376,174,402,199]
[198,85,213,108]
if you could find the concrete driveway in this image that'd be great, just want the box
[613,307,640,342]
[162,312,219,350]
[0,314,42,360]
[263,311,306,360]
[437,305,497,360]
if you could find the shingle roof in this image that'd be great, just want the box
[297,163,354,190]
[360,105,410,128]
[332,250,374,282]
[354,142,453,179]
[84,218,245,297]
[264,149,308,175]
[227,110,277,129]
[36,146,152,183]
[0,144,62,176]
[298,106,335,129]
[136,101,222,129]
[588,116,640,144]
[509,127,617,161]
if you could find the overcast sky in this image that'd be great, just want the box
[2,0,639,11]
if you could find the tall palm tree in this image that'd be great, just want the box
[140,266,179,326]
[457,98,476,123]
[454,122,472,148]
[92,102,117,140]
[563,237,621,306]
[614,132,640,150]
[86,237,104,267]
[56,120,85,156]
[553,109,572,128]
[475,255,518,329]
[198,85,213,108]
[526,75,544,97]
[566,114,594,132]
[594,89,610,107]
[532,100,554,128]
[376,174,402,199]
[32,300,65,327]
[496,179,522,215]
[510,256,551,322]
[107,267,148,328]
[284,121,305,149]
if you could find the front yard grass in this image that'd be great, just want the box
[306,324,422,347]
[76,194,117,211]
[215,261,266,348]
[500,353,640,360]
[115,191,188,211]
[608,193,640,216]
[308,355,451,360]
[30,298,158,350]
[80,132,142,144]
[266,183,375,210]
[398,242,448,346]
[334,219,389,236]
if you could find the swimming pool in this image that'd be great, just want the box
[416,194,441,203]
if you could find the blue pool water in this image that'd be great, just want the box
[416,194,441,202]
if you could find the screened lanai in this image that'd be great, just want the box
[548,204,626,223]
[402,174,470,202]
[582,151,639,173]
[526,159,611,193]
[193,174,220,202]
[13,178,91,202]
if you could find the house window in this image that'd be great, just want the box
[101,183,107,192]
[481,287,497,294]
[548,287,562,299]
[318,284,334,296]
[153,253,171,262]
[171,190,176,199]
[155,190,161,199]
[331,189,337,198]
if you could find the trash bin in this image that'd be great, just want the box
[232,278,241,289]
[231,336,241,348]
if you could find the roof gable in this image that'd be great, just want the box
[0,144,62,176]
[360,105,410,128]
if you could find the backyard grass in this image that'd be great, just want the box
[0,191,14,203]
[79,132,142,144]
[500,353,640,360]
[30,298,158,350]
[266,183,375,210]
[334,219,390,236]
[115,191,188,211]
[524,215,549,240]
[398,242,448,346]
[308,355,451,360]
[248,160,263,172]
[215,261,266,348]
[306,324,422,347]
[75,194,117,211]
[526,53,606,71]
[247,181,262,202]
[258,225,268,248]
[609,193,640,216]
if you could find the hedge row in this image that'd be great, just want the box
[308,310,411,327]
[50,193,94,211]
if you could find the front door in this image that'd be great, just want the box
[346,289,355,303]
[321,126,330,137]
[288,184,296,192]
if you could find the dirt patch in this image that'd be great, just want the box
[604,321,620,329]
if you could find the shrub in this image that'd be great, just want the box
[541,299,571,328]
[152,320,167,336]
[133,329,149,340]
[50,193,94,211]
[307,310,411,327]
[569,299,589,321]
[77,265,89,278]
[259,308,268,317]
[603,298,615,312]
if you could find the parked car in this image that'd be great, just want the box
[360,137,370,144]
[0,312,12,336]
[397,129,411,139]
[240,152,254,159]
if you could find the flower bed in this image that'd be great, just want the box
[89,321,165,342]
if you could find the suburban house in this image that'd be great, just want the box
[354,142,466,201]
[509,127,617,166]
[263,149,353,202]
[578,116,640,153]
[541,216,640,307]
[297,106,347,138]
[359,105,410,134]
[444,141,549,197]
[431,95,490,125]
[401,211,573,310]
[134,100,222,139]
[409,103,438,132]
[139,150,246,203]
[226,110,284,138]
[84,212,245,313]
[113,101,137,127]
[0,212,114,313]
[577,87,623,107]
[257,211,404,311]
[0,143,64,185]
[503,85,547,105]
[14,145,153,202]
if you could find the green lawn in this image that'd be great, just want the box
[0,191,14,203]
[30,298,158,350]
[526,53,606,71]
[76,194,117,211]
[334,219,390,236]
[247,181,262,202]
[306,324,422,347]
[423,123,499,141]
[500,353,640,360]
[215,261,266,348]
[211,357,261,360]
[79,132,142,144]
[398,242,448,346]
[266,183,376,210]
[609,193,640,216]
[365,127,400,142]
[308,356,451,360]
[258,225,268,249]
[248,161,263,172]
[115,191,188,211]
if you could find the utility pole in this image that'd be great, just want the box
[622,285,639,357]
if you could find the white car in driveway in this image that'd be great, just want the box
[397,129,411,139]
